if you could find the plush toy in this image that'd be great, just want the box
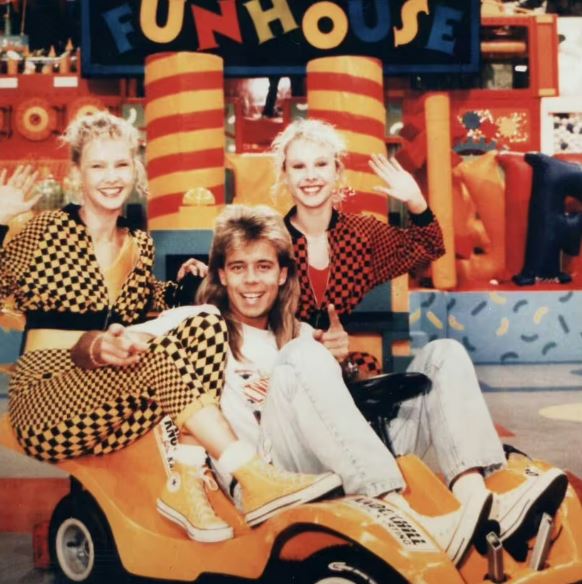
[513,153,582,285]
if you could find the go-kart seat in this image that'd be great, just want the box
[346,372,432,451]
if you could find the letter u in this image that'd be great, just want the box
[140,0,186,43]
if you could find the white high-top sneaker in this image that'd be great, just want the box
[384,490,493,565]
[490,467,568,544]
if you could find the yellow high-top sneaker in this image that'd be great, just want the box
[157,462,233,543]
[234,456,342,526]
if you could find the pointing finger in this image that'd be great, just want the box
[107,323,126,337]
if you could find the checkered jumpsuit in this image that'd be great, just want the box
[284,207,445,375]
[1,206,227,462]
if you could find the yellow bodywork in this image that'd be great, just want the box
[1,414,581,583]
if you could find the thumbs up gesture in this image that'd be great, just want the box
[313,304,349,361]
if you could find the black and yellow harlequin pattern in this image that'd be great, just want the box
[23,219,107,311]
[0,205,174,323]
[9,313,228,462]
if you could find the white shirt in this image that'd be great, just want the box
[220,322,312,448]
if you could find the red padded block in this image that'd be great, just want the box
[395,131,427,171]
[454,151,506,283]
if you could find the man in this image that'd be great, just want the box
[197,204,568,565]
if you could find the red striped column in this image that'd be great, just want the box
[145,52,225,230]
[307,56,388,221]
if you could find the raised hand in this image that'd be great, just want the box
[177,257,209,281]
[368,154,427,214]
[0,166,41,224]
[313,304,349,361]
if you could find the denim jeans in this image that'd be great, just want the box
[259,337,506,497]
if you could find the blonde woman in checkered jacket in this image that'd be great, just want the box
[0,111,340,543]
[271,118,446,372]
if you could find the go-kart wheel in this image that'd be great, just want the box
[49,492,126,583]
[295,546,407,584]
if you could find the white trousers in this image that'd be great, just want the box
[259,337,505,496]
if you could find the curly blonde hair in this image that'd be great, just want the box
[270,118,347,198]
[61,110,148,198]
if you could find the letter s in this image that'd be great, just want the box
[393,0,429,47]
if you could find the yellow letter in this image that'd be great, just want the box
[393,0,429,47]
[243,0,298,44]
[302,2,348,50]
[140,0,186,44]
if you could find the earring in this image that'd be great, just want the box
[63,168,83,204]
[331,184,356,208]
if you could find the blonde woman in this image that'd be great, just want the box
[272,118,444,344]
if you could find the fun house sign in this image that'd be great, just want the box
[81,0,479,76]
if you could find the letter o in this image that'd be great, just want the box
[302,2,348,50]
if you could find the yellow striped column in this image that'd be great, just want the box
[425,94,456,289]
[307,56,388,222]
[145,52,225,230]
[308,56,410,361]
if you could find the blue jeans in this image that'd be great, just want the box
[259,337,506,496]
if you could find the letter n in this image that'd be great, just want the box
[192,0,242,50]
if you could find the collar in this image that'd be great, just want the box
[64,203,132,232]
[283,206,340,240]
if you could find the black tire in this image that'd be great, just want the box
[290,545,407,584]
[49,492,127,583]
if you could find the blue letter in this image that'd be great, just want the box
[348,0,390,43]
[426,5,462,55]
[103,4,135,54]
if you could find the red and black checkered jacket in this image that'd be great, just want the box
[284,207,445,328]
[0,204,177,331]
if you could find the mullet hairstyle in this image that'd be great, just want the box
[197,205,301,361]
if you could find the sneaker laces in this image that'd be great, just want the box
[253,458,315,486]
[182,466,224,524]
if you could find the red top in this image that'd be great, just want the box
[307,264,330,306]
[284,207,444,327]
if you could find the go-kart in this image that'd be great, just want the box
[1,373,582,584]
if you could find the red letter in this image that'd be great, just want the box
[192,0,242,50]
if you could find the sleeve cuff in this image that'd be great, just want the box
[409,207,435,227]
